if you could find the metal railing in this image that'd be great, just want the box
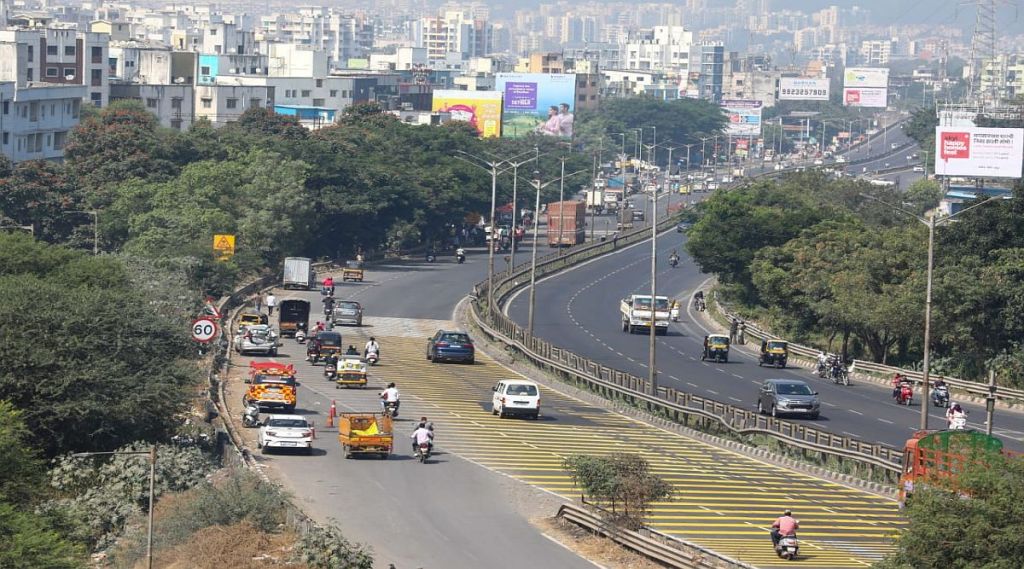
[556,504,756,569]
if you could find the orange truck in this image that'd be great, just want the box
[898,430,1006,508]
[546,200,586,247]
[245,361,297,412]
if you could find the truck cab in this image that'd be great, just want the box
[620,294,670,335]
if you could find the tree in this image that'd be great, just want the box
[563,453,672,530]
[876,453,1024,568]
[0,501,83,569]
[0,401,46,506]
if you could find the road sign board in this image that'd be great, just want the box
[213,234,235,260]
[191,317,219,343]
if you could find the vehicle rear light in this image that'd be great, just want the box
[436,342,449,348]
[464,343,474,349]
[300,430,312,437]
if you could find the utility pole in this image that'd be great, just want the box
[557,156,566,255]
[648,174,658,397]
[986,369,997,436]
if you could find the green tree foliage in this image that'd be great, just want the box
[902,108,938,171]
[576,98,726,162]
[563,453,673,529]
[0,234,197,456]
[296,524,374,569]
[876,453,1024,568]
[0,501,84,569]
[0,401,46,506]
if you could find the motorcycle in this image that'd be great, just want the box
[896,383,914,406]
[425,252,436,263]
[295,330,307,344]
[456,252,466,264]
[320,286,334,298]
[383,400,399,418]
[417,441,432,463]
[242,402,261,428]
[669,256,679,268]
[932,386,950,408]
[949,414,967,430]
[830,364,849,386]
[366,351,379,366]
[774,536,799,560]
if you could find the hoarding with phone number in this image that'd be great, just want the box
[779,78,830,101]
[934,126,1024,178]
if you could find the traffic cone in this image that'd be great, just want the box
[327,400,337,428]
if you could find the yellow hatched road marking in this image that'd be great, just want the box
[345,332,904,568]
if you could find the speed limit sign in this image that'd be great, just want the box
[191,317,220,343]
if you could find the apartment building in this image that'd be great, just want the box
[0,80,85,162]
[621,26,693,72]
[194,82,273,127]
[411,10,492,61]
[0,27,111,107]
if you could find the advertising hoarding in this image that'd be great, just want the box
[938,109,978,127]
[720,99,762,136]
[779,78,830,101]
[934,126,1024,178]
[843,87,888,108]
[843,67,890,88]
[431,90,503,138]
[494,73,576,138]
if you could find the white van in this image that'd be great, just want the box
[491,380,541,419]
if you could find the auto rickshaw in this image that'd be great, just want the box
[309,330,343,364]
[759,340,789,368]
[237,311,268,332]
[335,355,368,388]
[702,334,730,363]
[342,260,364,282]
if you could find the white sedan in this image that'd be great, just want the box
[234,324,279,356]
[258,415,314,454]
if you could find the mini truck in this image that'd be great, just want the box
[620,294,671,335]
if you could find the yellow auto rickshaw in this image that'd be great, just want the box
[702,334,730,363]
[335,355,368,388]
[759,340,789,368]
[237,311,268,332]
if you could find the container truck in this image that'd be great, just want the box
[282,257,315,290]
[585,188,605,214]
[546,200,586,247]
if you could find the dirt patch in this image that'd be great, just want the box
[536,517,663,569]
[146,521,307,569]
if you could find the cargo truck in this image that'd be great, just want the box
[546,200,586,247]
[616,207,633,230]
[282,257,315,290]
[620,294,671,334]
[585,188,605,214]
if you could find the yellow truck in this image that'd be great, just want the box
[338,413,393,459]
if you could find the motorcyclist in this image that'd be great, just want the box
[323,276,335,295]
[891,373,906,400]
[946,402,966,428]
[345,344,359,356]
[315,321,326,333]
[323,296,335,314]
[411,419,433,456]
[305,337,321,361]
[364,337,380,358]
[770,510,799,547]
[456,247,466,260]
[669,250,680,266]
[932,379,949,404]
[380,382,400,414]
[816,352,828,376]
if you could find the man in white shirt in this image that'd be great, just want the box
[380,382,400,415]
[411,419,434,455]
[364,336,380,357]
[266,293,277,316]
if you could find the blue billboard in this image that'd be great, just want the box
[494,73,576,138]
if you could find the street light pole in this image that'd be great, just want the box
[557,156,566,255]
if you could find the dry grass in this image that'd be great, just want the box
[145,521,309,569]
[536,516,664,569]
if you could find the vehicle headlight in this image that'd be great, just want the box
[777,399,791,406]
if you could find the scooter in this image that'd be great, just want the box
[774,536,799,560]
[242,402,261,428]
[324,362,337,381]
[425,252,436,263]
[896,383,914,406]
[295,330,307,344]
[383,400,399,418]
[932,386,950,408]
[949,414,968,430]
[456,253,465,264]
[366,351,379,366]
[417,441,432,463]
[669,256,679,268]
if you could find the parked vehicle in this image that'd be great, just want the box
[278,299,310,338]
[757,379,820,419]
[331,300,363,327]
[426,330,475,364]
[337,413,393,459]
[283,257,315,290]
[233,325,279,356]
[621,294,670,335]
[546,200,586,247]
[492,380,541,419]
[237,311,268,333]
[258,415,314,455]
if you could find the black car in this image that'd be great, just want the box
[426,330,475,364]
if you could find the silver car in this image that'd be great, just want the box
[233,324,279,356]
[757,379,820,419]
[331,300,363,326]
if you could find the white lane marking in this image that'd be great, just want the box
[849,410,864,416]
[877,418,894,424]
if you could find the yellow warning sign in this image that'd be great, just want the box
[213,234,235,260]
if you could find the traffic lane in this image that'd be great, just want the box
[503,227,1024,450]
[246,296,598,569]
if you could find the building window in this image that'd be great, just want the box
[26,68,32,82]
[91,69,102,86]
[316,79,323,88]
[1,132,7,145]
[301,90,311,97]
[171,97,182,110]
[91,46,102,64]
[146,98,158,108]
[47,67,58,77]
[170,119,182,130]
[47,45,58,56]
[201,98,212,109]
[71,100,80,118]
[226,98,237,109]
[63,68,75,79]
[329,90,337,97]
[313,98,324,107]
[64,45,75,56]
[27,45,33,62]
[90,92,102,107]
[1,102,6,114]
[201,66,211,75]
[251,98,261,108]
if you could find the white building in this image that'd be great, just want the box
[0,28,109,108]
[0,80,85,162]
[194,83,273,127]
[621,26,693,72]
[369,47,429,72]
[411,10,492,62]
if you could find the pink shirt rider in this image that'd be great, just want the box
[773,516,799,536]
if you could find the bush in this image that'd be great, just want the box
[295,523,374,569]
[563,453,673,530]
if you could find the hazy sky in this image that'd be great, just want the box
[772,0,1021,32]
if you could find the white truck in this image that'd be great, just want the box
[586,188,605,213]
[283,257,315,290]
[620,294,671,335]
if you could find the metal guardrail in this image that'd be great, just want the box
[556,504,756,569]
[470,210,903,477]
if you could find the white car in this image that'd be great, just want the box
[233,325,279,356]
[258,414,314,454]
[913,166,925,172]
[835,156,847,163]
[492,380,541,419]
[813,159,824,165]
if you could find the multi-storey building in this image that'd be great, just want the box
[0,28,109,108]
[411,10,492,61]
[697,42,724,102]
[621,26,693,72]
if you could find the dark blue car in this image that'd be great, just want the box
[427,330,475,364]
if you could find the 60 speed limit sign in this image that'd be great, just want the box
[191,317,220,343]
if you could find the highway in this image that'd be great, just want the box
[232,257,904,569]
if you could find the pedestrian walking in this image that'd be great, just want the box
[729,318,738,343]
[739,320,746,345]
[266,293,277,316]
[253,293,262,313]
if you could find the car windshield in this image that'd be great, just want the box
[634,298,670,310]
[506,384,538,396]
[776,383,813,396]
[709,336,729,345]
[767,341,787,350]
[442,333,471,344]
[253,375,295,386]
[267,419,307,428]
[339,302,360,310]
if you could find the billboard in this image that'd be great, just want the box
[431,90,503,138]
[934,126,1024,178]
[843,67,890,88]
[938,109,977,127]
[720,99,762,136]
[494,73,576,138]
[779,78,830,101]
[843,87,887,108]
